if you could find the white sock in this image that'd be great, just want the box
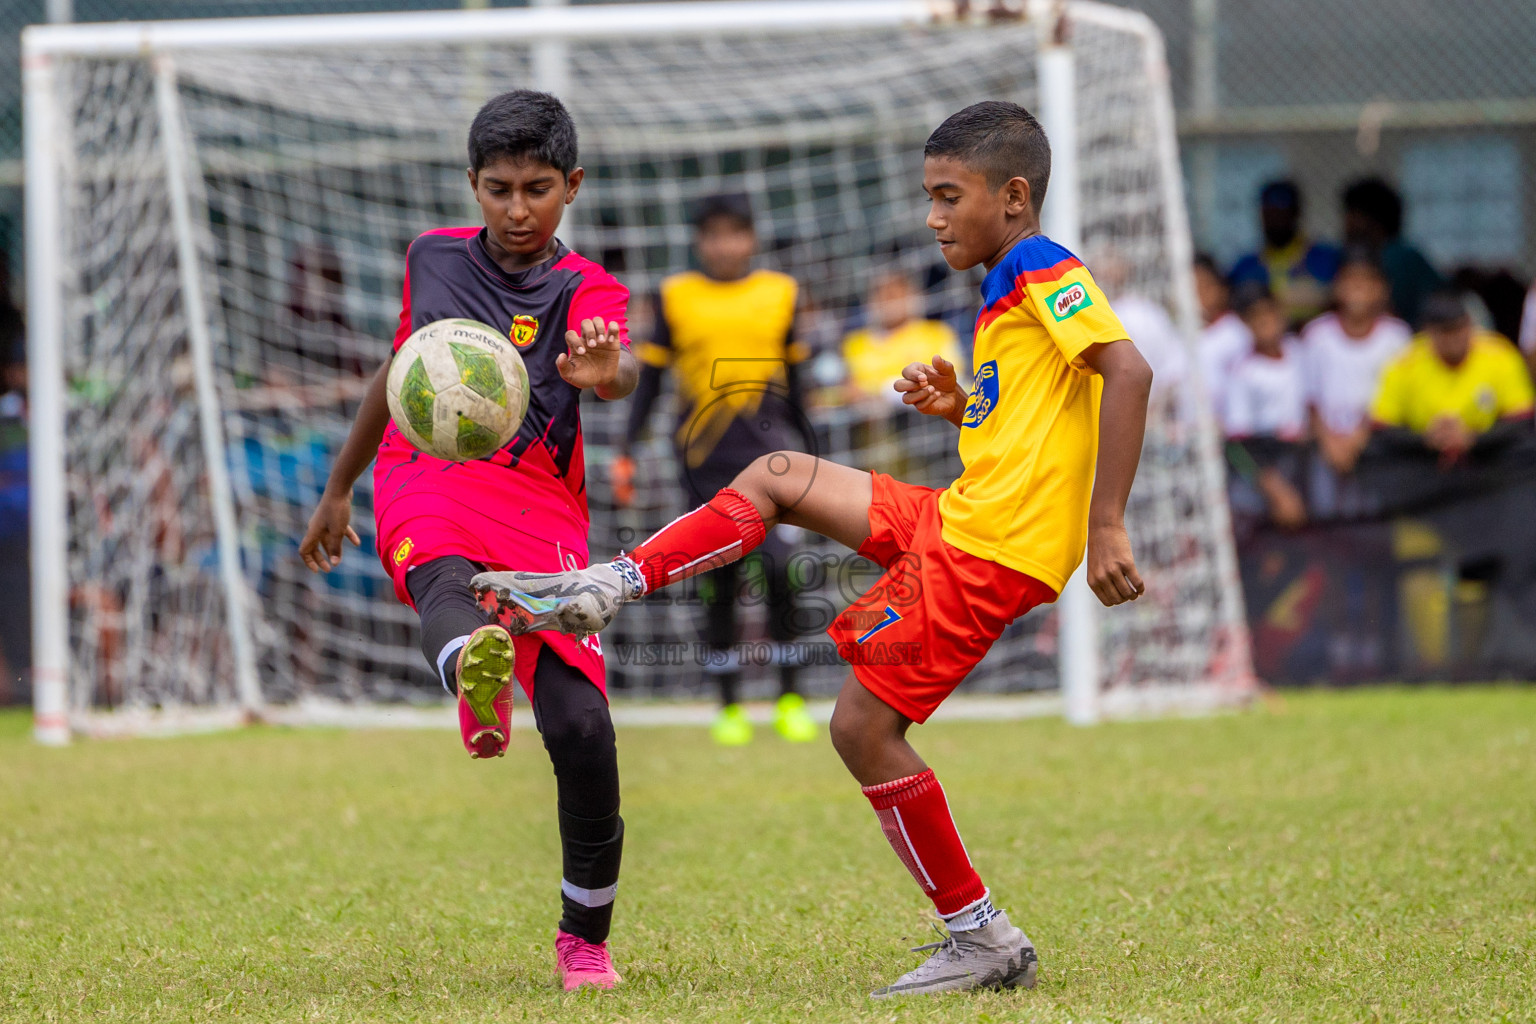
[942,891,1002,933]
[435,635,471,695]
[611,554,648,597]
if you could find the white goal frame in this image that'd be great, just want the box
[23,0,1249,744]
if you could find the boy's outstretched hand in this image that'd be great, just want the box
[1086,521,1145,607]
[300,490,361,573]
[558,316,624,391]
[894,354,967,426]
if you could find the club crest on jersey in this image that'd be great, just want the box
[961,360,999,428]
[1047,281,1094,321]
[392,537,415,566]
[510,314,539,348]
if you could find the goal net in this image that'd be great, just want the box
[24,0,1255,736]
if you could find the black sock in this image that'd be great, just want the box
[557,806,624,943]
[405,556,489,692]
[715,668,741,707]
[531,645,623,943]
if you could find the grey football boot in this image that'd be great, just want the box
[870,912,1038,999]
[471,559,644,638]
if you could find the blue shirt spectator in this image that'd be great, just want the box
[1230,180,1340,329]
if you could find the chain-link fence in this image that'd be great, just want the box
[1122,0,1536,297]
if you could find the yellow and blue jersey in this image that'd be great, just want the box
[937,235,1130,592]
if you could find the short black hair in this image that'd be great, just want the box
[1193,252,1225,281]
[1336,244,1387,278]
[1420,288,1471,329]
[1260,180,1301,211]
[467,90,577,174]
[1231,279,1275,317]
[1342,176,1403,237]
[692,192,754,231]
[924,101,1051,210]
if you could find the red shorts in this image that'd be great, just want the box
[826,472,1057,723]
[375,494,606,699]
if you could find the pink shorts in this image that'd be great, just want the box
[376,493,606,698]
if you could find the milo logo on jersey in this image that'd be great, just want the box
[1046,280,1094,321]
[961,360,999,428]
[510,314,539,348]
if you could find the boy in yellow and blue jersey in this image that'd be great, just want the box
[475,101,1154,998]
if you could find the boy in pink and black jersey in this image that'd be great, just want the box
[300,91,637,991]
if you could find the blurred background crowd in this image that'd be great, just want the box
[2,0,1536,701]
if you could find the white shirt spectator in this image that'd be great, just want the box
[1226,339,1308,441]
[1113,293,1188,396]
[1300,312,1411,433]
[1199,310,1251,430]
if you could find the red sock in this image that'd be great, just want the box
[863,769,987,917]
[624,488,767,593]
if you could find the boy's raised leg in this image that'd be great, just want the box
[408,556,514,759]
[473,453,872,634]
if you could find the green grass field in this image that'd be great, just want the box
[2,688,1533,1023]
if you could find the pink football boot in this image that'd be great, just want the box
[455,624,514,759]
[555,929,621,991]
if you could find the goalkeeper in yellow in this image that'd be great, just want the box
[613,193,817,745]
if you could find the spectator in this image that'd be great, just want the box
[1301,250,1411,494]
[1370,289,1534,466]
[1342,177,1442,328]
[1230,180,1340,329]
[841,268,964,404]
[1083,245,1187,415]
[1194,252,1251,431]
[1226,282,1309,530]
[1450,265,1526,342]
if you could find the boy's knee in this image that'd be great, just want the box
[829,699,876,764]
[540,702,615,760]
[736,450,800,498]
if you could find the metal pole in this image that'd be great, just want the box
[46,0,73,24]
[1035,3,1099,726]
[1145,15,1255,689]
[22,1,940,57]
[532,0,570,98]
[1187,0,1218,255]
[153,56,263,714]
[23,44,70,745]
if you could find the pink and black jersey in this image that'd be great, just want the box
[374,227,629,527]
[373,228,629,640]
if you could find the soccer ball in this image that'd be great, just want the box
[386,319,530,461]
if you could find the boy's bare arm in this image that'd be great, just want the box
[1080,339,1153,607]
[300,360,391,572]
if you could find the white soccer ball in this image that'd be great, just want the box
[385,318,530,462]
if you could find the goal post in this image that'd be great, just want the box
[24,0,1256,741]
